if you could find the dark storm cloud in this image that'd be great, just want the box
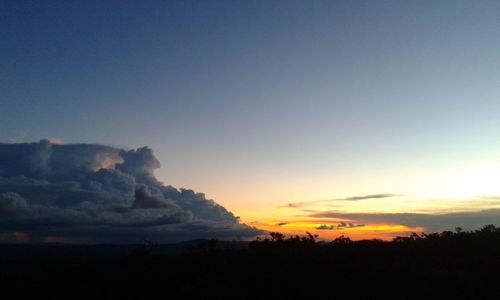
[131,186,177,209]
[0,192,28,216]
[283,194,400,208]
[116,147,161,185]
[310,210,500,232]
[0,140,263,243]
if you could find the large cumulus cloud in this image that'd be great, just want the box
[0,140,263,243]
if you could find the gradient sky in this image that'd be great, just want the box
[1,1,500,239]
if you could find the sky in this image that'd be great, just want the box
[1,1,500,241]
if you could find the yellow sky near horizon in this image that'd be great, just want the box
[233,165,500,240]
[156,159,500,240]
[235,199,496,241]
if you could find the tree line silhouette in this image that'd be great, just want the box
[3,225,500,299]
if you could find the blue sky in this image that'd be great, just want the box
[1,0,500,219]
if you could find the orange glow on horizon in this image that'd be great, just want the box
[13,231,30,243]
[247,220,424,241]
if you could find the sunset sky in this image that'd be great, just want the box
[1,1,500,242]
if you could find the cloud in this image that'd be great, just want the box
[342,194,399,201]
[0,192,28,216]
[116,147,161,185]
[309,210,500,232]
[315,223,365,230]
[276,222,288,227]
[336,222,365,229]
[131,186,177,209]
[283,194,400,208]
[0,140,263,243]
[316,224,335,230]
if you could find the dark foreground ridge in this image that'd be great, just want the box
[3,225,500,299]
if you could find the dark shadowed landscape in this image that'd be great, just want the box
[3,226,500,299]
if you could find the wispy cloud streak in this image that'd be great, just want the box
[282,194,401,208]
